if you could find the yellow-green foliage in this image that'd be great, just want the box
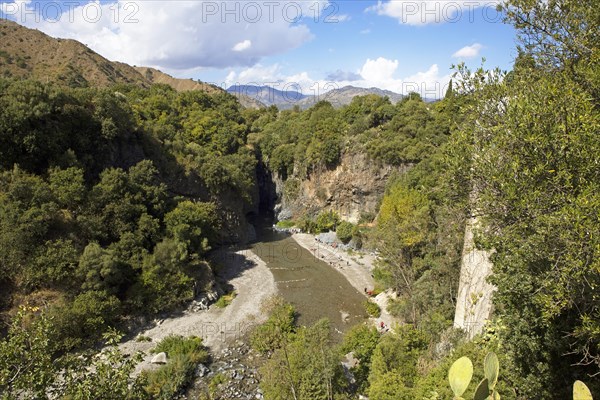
[275,219,296,229]
[215,291,237,308]
[377,183,430,248]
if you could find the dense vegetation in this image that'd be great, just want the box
[452,0,600,396]
[249,92,451,179]
[0,80,260,358]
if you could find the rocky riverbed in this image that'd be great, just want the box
[187,341,264,400]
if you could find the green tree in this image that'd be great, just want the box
[251,296,296,354]
[0,307,147,399]
[63,330,148,400]
[27,239,79,289]
[260,319,343,400]
[164,201,219,256]
[451,0,600,395]
[374,182,431,322]
[77,243,129,294]
[339,324,380,393]
[48,167,85,210]
[51,290,121,351]
[367,326,428,399]
[336,221,355,244]
[0,307,58,398]
[139,238,195,313]
[0,166,58,281]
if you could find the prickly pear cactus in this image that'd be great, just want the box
[473,378,490,400]
[447,353,591,400]
[573,381,593,400]
[484,352,499,389]
[449,356,473,399]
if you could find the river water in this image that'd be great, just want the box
[251,226,367,337]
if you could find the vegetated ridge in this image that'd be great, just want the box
[0,20,263,108]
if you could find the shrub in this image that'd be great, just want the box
[144,335,209,399]
[275,219,296,229]
[315,210,340,233]
[144,355,193,399]
[151,335,208,364]
[140,238,195,313]
[251,297,295,354]
[336,221,355,244]
[214,291,236,308]
[364,300,382,318]
[298,217,317,233]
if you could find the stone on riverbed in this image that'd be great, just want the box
[151,352,168,364]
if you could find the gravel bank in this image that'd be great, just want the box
[119,248,277,373]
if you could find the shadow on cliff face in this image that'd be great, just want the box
[254,160,277,225]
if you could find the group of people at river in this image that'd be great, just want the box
[310,236,352,270]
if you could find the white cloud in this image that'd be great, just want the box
[452,43,483,58]
[232,40,252,52]
[366,0,501,26]
[360,29,371,34]
[4,0,317,70]
[360,57,399,82]
[0,0,30,15]
[225,64,282,87]
[226,58,452,98]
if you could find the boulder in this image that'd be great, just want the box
[195,363,210,377]
[151,352,168,364]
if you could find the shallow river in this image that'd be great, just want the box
[251,227,367,337]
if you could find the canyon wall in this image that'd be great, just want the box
[274,153,408,222]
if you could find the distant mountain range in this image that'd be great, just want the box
[227,84,406,110]
[298,85,405,108]
[226,85,308,108]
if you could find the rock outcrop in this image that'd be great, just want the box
[453,217,496,339]
[274,153,407,223]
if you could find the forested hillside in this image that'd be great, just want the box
[0,80,261,350]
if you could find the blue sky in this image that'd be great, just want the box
[1,0,516,97]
